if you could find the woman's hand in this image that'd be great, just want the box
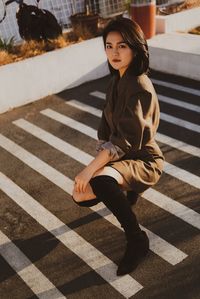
[74,149,111,193]
[74,166,94,193]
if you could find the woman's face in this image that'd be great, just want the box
[105,31,134,77]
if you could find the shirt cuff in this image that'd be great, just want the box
[96,140,106,152]
[96,140,125,161]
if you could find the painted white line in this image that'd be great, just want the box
[158,94,200,113]
[90,90,200,114]
[13,119,92,165]
[92,203,187,265]
[41,109,97,139]
[0,134,73,195]
[155,133,200,158]
[151,78,200,97]
[90,91,106,100]
[90,91,200,133]
[0,134,187,265]
[65,99,200,158]
[40,109,200,189]
[164,162,200,190]
[0,172,143,298]
[144,188,200,230]
[90,90,106,100]
[0,230,66,299]
[160,112,200,134]
[66,99,102,118]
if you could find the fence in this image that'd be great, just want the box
[0,0,126,42]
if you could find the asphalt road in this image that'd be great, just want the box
[0,70,199,299]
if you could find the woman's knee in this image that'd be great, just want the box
[90,175,119,198]
[93,166,124,185]
[72,183,96,203]
[72,186,100,207]
[72,190,85,202]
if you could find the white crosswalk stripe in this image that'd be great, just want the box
[160,112,200,134]
[66,99,102,117]
[157,94,200,113]
[65,99,200,158]
[90,91,105,100]
[164,162,200,190]
[90,80,200,98]
[40,108,200,189]
[0,134,73,195]
[144,189,200,230]
[0,172,143,298]
[0,133,188,265]
[151,78,200,96]
[11,120,200,229]
[155,133,200,158]
[41,108,97,139]
[12,118,92,165]
[0,230,66,299]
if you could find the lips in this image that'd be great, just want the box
[112,59,121,62]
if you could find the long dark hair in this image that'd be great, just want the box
[102,17,149,76]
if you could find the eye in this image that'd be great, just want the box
[119,43,127,48]
[106,44,112,49]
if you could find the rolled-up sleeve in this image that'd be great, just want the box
[96,140,125,161]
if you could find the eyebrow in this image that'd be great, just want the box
[105,41,126,44]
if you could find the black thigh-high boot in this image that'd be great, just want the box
[90,175,149,276]
[127,190,139,206]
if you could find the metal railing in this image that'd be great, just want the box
[0,0,127,41]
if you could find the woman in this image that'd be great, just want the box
[72,17,164,276]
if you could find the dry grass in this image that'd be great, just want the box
[181,0,200,10]
[0,51,18,66]
[0,35,81,67]
[157,0,200,14]
[189,26,200,34]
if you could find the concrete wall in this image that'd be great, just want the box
[148,33,200,81]
[156,7,200,33]
[0,37,109,114]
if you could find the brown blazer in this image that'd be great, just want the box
[97,71,164,193]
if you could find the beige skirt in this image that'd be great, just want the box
[107,150,164,194]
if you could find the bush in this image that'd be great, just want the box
[0,37,15,53]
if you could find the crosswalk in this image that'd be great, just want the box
[0,133,189,263]
[0,73,199,298]
[90,91,200,133]
[0,228,66,299]
[39,107,200,189]
[65,99,200,157]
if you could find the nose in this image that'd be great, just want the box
[113,47,119,56]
